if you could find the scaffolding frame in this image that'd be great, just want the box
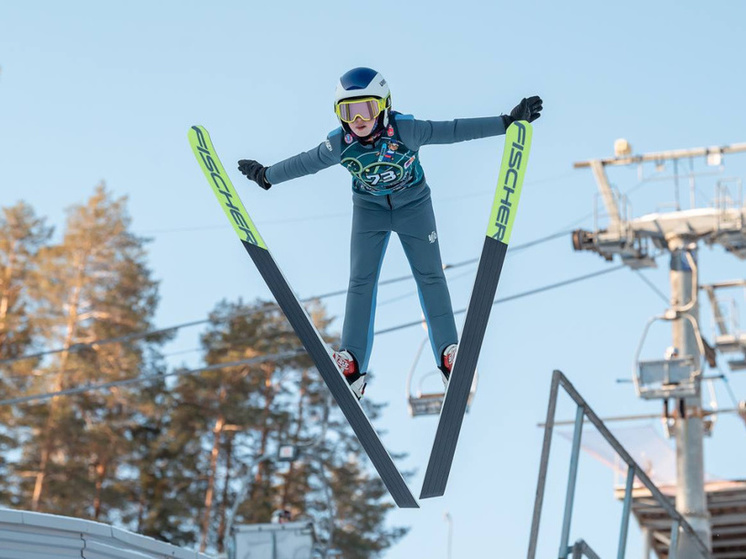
[527,370,711,559]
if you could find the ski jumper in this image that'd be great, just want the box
[264,111,507,372]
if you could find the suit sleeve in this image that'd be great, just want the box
[264,129,343,185]
[395,114,508,150]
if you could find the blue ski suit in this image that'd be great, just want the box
[265,111,508,372]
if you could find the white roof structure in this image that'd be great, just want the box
[0,508,213,559]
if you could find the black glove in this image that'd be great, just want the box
[504,95,543,126]
[238,159,272,190]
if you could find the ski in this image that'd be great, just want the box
[188,125,418,509]
[420,121,533,499]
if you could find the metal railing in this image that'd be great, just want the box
[526,370,711,559]
[571,539,602,559]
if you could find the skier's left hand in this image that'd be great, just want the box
[238,159,272,190]
[506,96,543,124]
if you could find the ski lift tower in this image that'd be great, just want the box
[571,139,746,559]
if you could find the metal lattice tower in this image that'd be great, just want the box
[572,140,746,559]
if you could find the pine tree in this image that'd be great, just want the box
[157,299,305,551]
[10,184,165,518]
[0,191,409,557]
[0,201,52,372]
[125,376,198,544]
[174,298,409,557]
[0,202,53,502]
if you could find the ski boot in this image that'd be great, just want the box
[439,344,458,388]
[333,349,366,400]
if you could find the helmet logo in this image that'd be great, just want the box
[387,126,394,137]
[344,133,354,144]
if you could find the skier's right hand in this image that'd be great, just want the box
[238,159,272,190]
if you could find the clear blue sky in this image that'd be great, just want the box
[2,1,745,557]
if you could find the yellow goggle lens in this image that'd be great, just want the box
[336,97,386,123]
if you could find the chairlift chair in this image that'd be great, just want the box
[405,337,478,417]
[633,312,705,400]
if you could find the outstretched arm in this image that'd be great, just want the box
[400,115,508,149]
[265,140,339,185]
[238,132,341,189]
[398,96,543,150]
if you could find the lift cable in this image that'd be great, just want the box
[0,264,625,406]
[0,229,572,367]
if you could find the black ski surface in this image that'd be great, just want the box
[188,125,418,508]
[420,121,533,499]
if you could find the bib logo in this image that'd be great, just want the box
[361,163,404,188]
[492,122,526,242]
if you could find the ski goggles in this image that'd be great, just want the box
[335,97,387,123]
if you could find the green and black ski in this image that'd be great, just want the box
[188,125,418,509]
[420,121,533,499]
